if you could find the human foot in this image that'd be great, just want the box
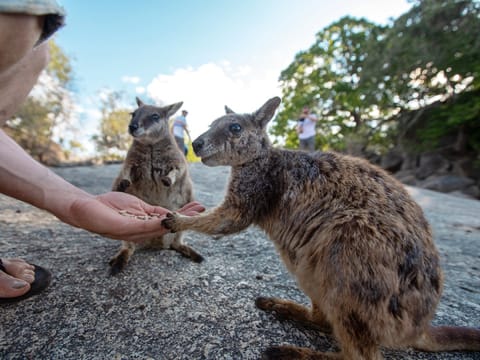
[0,258,34,298]
[0,258,51,302]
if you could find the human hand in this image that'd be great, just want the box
[68,191,205,243]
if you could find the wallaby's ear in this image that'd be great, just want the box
[225,105,235,114]
[136,97,145,107]
[253,96,281,128]
[164,102,184,119]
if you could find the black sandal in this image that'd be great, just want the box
[0,259,52,304]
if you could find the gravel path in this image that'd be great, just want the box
[0,162,479,360]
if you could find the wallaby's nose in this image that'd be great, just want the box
[192,138,204,154]
[128,123,139,134]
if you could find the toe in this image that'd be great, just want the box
[22,269,35,283]
[2,258,35,284]
[0,270,31,298]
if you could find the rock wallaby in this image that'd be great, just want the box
[109,97,203,275]
[162,97,480,359]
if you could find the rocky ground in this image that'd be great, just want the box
[0,162,479,360]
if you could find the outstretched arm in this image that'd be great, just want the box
[0,129,204,243]
[0,13,207,245]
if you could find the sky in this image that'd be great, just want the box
[53,0,412,156]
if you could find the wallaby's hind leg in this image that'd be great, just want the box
[255,297,332,333]
[109,241,136,275]
[170,233,204,263]
[261,314,383,360]
[256,298,382,359]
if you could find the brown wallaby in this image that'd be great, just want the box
[162,97,480,359]
[109,97,203,275]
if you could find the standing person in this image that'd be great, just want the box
[0,1,205,303]
[296,106,318,152]
[172,109,191,156]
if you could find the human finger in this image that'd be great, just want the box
[177,201,205,214]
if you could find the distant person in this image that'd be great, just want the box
[296,106,318,151]
[172,109,191,156]
[0,1,205,303]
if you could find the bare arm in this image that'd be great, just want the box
[0,130,204,243]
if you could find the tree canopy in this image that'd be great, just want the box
[92,91,132,161]
[271,0,480,156]
[271,16,385,153]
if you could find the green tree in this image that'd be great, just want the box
[5,40,76,164]
[92,91,132,160]
[271,17,388,154]
[273,1,480,156]
[362,0,480,153]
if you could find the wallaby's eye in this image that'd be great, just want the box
[150,113,160,121]
[229,123,242,134]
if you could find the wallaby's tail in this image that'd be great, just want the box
[413,325,480,352]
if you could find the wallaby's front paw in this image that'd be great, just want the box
[161,176,172,187]
[162,212,179,232]
[116,179,131,192]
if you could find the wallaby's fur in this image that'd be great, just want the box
[162,97,480,359]
[109,97,203,275]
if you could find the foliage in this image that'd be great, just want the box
[5,40,76,163]
[272,0,480,156]
[368,0,480,152]
[401,88,480,153]
[47,41,74,89]
[92,91,132,160]
[271,16,388,153]
[6,98,51,161]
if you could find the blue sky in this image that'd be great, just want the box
[53,0,412,155]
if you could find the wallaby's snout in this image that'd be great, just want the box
[192,138,204,155]
[128,122,139,135]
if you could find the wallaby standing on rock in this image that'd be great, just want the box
[109,97,203,275]
[162,97,480,359]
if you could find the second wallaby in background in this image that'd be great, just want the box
[162,97,480,359]
[109,97,203,275]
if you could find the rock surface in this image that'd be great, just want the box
[1,163,479,360]
[380,149,480,200]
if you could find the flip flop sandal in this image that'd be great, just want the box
[0,259,52,304]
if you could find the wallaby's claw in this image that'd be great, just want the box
[161,176,172,187]
[162,212,177,232]
[116,179,131,192]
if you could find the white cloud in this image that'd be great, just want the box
[121,75,141,84]
[69,62,283,158]
[135,86,146,94]
[146,62,282,139]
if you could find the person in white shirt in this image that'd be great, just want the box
[172,110,191,156]
[296,106,318,151]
